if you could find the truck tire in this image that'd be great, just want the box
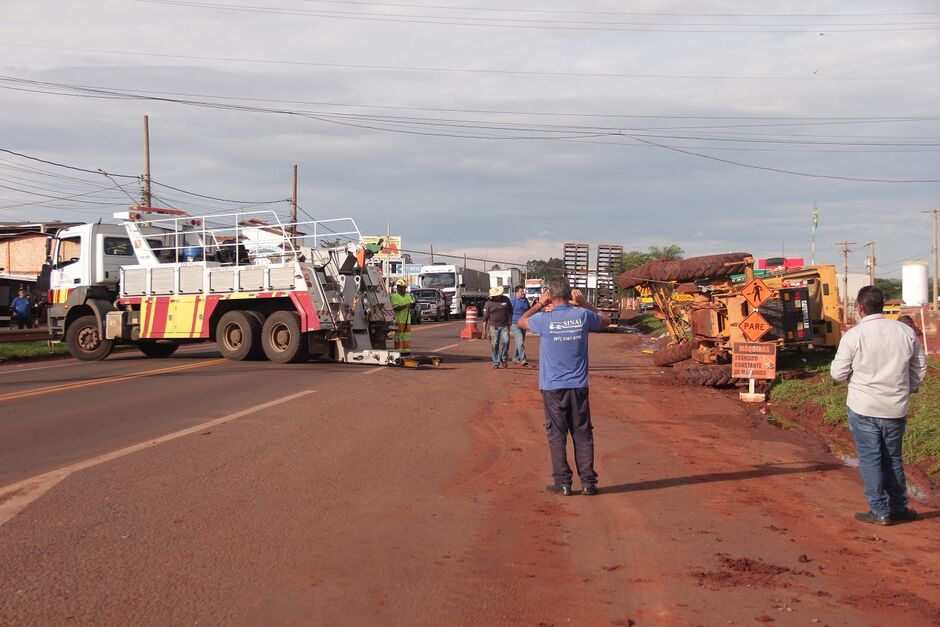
[137,340,179,358]
[652,341,697,367]
[672,363,735,387]
[245,311,267,359]
[65,314,114,361]
[217,311,261,361]
[619,253,752,289]
[261,311,309,363]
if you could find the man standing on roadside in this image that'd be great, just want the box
[10,288,33,330]
[831,286,928,525]
[510,285,530,366]
[482,286,513,369]
[518,277,610,496]
[390,279,415,356]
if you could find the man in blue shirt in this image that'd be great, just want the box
[509,285,530,366]
[10,288,33,329]
[518,277,610,496]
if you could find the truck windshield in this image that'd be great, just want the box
[421,273,455,288]
[412,290,438,299]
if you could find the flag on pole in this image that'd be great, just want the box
[812,204,819,230]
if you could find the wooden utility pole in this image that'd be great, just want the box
[837,241,856,324]
[430,243,434,263]
[142,115,152,207]
[865,241,875,286]
[290,164,298,235]
[924,209,939,311]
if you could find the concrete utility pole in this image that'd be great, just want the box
[924,209,939,311]
[864,241,875,286]
[430,244,434,264]
[290,164,298,235]
[142,115,152,207]
[837,241,856,324]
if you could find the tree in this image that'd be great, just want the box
[874,278,902,300]
[525,257,564,280]
[621,244,685,271]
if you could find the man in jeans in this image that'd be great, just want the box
[518,277,610,496]
[482,286,513,368]
[831,286,928,525]
[509,285,530,366]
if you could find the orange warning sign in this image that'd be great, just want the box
[741,277,772,309]
[739,310,773,342]
[731,342,777,380]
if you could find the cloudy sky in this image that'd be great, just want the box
[1,0,938,276]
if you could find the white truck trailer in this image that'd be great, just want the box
[488,268,523,294]
[418,263,488,316]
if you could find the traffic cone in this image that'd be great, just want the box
[460,305,483,340]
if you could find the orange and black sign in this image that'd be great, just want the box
[741,277,772,309]
[731,342,777,380]
[739,310,772,342]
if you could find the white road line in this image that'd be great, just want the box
[361,367,385,375]
[0,344,216,376]
[0,390,314,526]
[432,343,460,353]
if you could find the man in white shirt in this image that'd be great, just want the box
[831,286,928,526]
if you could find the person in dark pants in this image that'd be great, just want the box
[482,286,513,369]
[518,277,610,496]
[10,289,33,329]
[831,286,927,525]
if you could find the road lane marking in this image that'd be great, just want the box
[0,359,226,403]
[411,321,459,332]
[0,344,217,376]
[0,390,314,526]
[432,343,460,353]
[361,367,385,375]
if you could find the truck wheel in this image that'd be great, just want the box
[245,311,267,359]
[262,311,309,363]
[66,314,114,361]
[672,363,735,387]
[652,341,697,367]
[217,311,261,361]
[137,340,179,358]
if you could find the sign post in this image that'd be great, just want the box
[732,341,777,403]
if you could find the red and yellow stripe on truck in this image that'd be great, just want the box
[119,291,320,339]
[48,288,74,304]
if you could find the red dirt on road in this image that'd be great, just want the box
[1,328,938,624]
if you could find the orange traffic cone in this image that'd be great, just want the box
[460,305,483,340]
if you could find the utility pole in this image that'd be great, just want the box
[864,241,875,286]
[290,164,298,236]
[430,243,434,264]
[142,115,152,207]
[924,209,939,311]
[837,241,856,324]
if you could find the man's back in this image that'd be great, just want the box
[528,305,601,390]
[831,314,927,418]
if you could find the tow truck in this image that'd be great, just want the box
[42,206,439,367]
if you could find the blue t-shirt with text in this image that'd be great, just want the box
[527,305,602,390]
[510,296,530,324]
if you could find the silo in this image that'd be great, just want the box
[902,262,929,306]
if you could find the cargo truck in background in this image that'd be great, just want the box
[524,278,544,302]
[42,206,410,366]
[418,263,488,316]
[488,268,523,294]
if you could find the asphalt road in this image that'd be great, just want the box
[1,324,938,625]
[0,321,465,486]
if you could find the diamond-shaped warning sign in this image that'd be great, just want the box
[739,310,773,342]
[741,277,772,309]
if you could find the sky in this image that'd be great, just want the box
[1,0,938,276]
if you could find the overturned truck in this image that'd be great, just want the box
[619,253,841,386]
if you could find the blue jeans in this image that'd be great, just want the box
[511,323,527,362]
[489,326,510,364]
[847,408,908,517]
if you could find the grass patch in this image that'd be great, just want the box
[624,313,667,335]
[771,354,940,477]
[0,341,70,363]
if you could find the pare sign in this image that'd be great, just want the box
[731,342,777,380]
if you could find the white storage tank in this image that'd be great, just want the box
[902,262,929,306]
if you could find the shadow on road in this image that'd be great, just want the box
[599,462,845,494]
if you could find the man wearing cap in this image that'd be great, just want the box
[518,277,610,496]
[390,279,415,355]
[10,288,33,329]
[482,285,513,369]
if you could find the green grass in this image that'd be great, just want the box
[770,355,940,477]
[624,313,667,335]
[0,341,70,362]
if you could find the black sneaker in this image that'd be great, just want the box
[855,511,893,526]
[890,508,919,522]
[581,485,598,496]
[546,484,573,496]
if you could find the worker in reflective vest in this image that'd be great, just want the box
[390,279,415,355]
